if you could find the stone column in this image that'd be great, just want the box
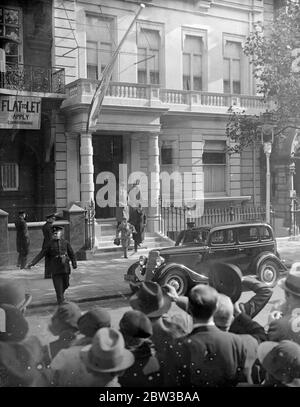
[148,133,160,232]
[80,132,94,209]
[0,209,9,267]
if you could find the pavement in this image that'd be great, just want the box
[0,236,300,308]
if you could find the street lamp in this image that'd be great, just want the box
[289,160,297,237]
[261,112,274,225]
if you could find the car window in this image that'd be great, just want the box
[210,229,235,245]
[259,226,272,241]
[238,227,259,243]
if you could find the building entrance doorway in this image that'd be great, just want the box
[93,135,123,219]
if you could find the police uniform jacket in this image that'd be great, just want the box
[15,217,30,254]
[42,222,54,249]
[29,238,77,275]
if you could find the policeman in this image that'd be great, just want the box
[42,213,56,279]
[26,226,77,304]
[175,221,200,246]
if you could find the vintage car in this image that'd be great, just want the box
[124,222,288,295]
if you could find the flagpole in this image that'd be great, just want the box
[86,3,146,133]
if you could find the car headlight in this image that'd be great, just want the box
[155,256,165,268]
[139,255,147,266]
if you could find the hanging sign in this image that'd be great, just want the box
[0,95,41,129]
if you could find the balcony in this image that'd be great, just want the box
[0,64,65,94]
[63,79,269,115]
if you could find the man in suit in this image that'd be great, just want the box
[26,226,77,304]
[42,213,56,279]
[129,204,147,252]
[15,211,30,269]
[175,221,200,246]
[163,284,250,387]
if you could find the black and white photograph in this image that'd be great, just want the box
[0,0,300,396]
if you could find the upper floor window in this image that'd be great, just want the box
[203,141,227,194]
[183,35,203,91]
[223,41,242,94]
[1,163,19,191]
[86,14,114,80]
[137,28,160,85]
[0,6,22,65]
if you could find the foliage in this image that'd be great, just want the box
[226,0,300,153]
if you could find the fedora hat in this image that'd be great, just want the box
[119,310,153,339]
[78,307,111,338]
[0,280,32,312]
[81,327,135,373]
[129,281,172,318]
[258,340,300,386]
[49,302,82,333]
[278,269,300,297]
[208,262,243,304]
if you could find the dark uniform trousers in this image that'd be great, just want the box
[28,238,77,304]
[15,218,30,269]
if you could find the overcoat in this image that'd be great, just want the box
[15,218,30,255]
[129,208,147,245]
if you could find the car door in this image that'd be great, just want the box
[201,228,239,271]
[235,226,260,273]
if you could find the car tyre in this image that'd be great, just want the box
[160,269,188,295]
[257,259,279,287]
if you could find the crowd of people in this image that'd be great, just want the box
[0,265,300,387]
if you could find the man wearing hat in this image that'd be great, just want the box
[42,213,56,279]
[267,268,300,345]
[175,220,200,246]
[0,280,32,314]
[26,225,77,304]
[15,210,30,269]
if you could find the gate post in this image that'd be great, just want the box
[63,204,86,259]
[0,209,9,267]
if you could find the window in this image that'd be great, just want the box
[137,28,160,84]
[0,6,22,65]
[161,143,173,165]
[203,141,227,194]
[86,14,114,80]
[1,163,19,190]
[238,227,259,243]
[223,41,242,94]
[210,229,235,245]
[259,226,272,241]
[183,35,203,91]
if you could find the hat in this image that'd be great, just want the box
[46,213,56,219]
[78,307,111,338]
[0,303,29,342]
[268,311,300,345]
[0,281,32,311]
[208,263,243,304]
[50,302,81,331]
[18,210,26,215]
[0,336,47,386]
[52,225,64,232]
[119,310,153,339]
[278,269,300,297]
[258,340,300,386]
[129,281,172,318]
[81,327,135,373]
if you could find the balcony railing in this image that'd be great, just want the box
[0,64,65,94]
[64,79,269,112]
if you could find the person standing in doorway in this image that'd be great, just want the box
[26,226,77,305]
[42,213,56,279]
[116,217,136,259]
[15,210,30,269]
[129,204,147,253]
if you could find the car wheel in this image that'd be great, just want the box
[257,259,279,287]
[127,261,142,293]
[160,269,188,296]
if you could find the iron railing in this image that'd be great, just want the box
[160,202,275,241]
[84,200,95,250]
[0,64,65,93]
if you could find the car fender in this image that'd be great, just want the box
[156,263,209,284]
[252,252,288,274]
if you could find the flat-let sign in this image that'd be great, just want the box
[0,95,41,129]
